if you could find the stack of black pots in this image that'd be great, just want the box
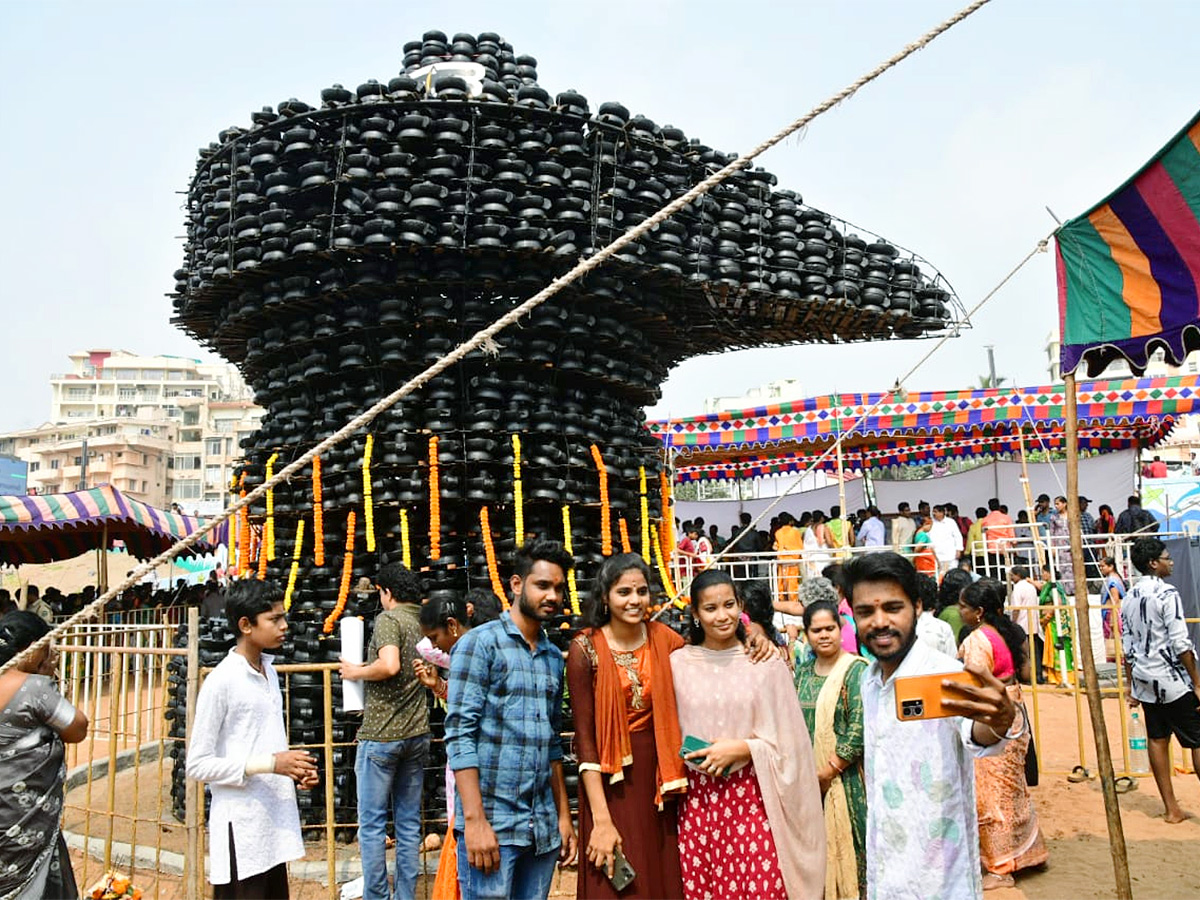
[167,30,959,834]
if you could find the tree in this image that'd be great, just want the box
[977,373,1008,389]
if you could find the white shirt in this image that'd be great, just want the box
[928,518,964,562]
[186,650,304,884]
[916,611,959,659]
[861,639,1005,900]
[1008,580,1040,638]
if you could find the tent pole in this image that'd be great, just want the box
[1065,370,1132,899]
[98,522,108,593]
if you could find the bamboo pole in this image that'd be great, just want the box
[323,667,337,896]
[184,607,201,900]
[1065,371,1133,899]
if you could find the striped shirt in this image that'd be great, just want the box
[445,612,565,853]
[1121,576,1196,704]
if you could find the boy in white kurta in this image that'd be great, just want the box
[187,580,317,898]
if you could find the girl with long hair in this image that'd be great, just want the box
[566,554,690,898]
[794,600,868,899]
[957,580,1047,890]
[671,570,824,900]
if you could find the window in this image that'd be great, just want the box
[205,438,223,456]
[173,480,201,500]
[73,456,82,466]
[49,459,60,470]
[205,465,222,484]
[173,454,201,471]
[214,420,235,434]
[29,462,40,472]
[142,453,149,465]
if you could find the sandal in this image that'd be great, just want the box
[982,873,1015,891]
[1114,775,1137,794]
[1067,765,1091,783]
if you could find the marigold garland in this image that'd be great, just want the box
[324,510,356,634]
[512,434,524,546]
[479,507,509,609]
[659,470,675,557]
[428,437,441,561]
[618,517,632,554]
[238,474,251,576]
[265,453,278,561]
[362,435,376,553]
[400,509,412,569]
[561,505,581,615]
[283,519,305,611]
[256,525,268,581]
[312,455,325,567]
[590,444,612,556]
[652,530,684,608]
[638,467,651,563]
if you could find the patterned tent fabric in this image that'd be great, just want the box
[0,484,222,565]
[651,376,1196,482]
[1056,110,1200,376]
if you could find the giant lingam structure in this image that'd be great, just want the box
[167,30,961,829]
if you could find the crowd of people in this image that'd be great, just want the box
[0,487,1192,900]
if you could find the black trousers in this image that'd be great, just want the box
[214,824,290,900]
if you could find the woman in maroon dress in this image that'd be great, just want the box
[567,553,688,898]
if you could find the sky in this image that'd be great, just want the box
[2,0,1199,431]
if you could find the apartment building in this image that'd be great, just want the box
[1,349,264,512]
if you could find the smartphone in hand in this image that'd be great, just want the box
[893,670,983,721]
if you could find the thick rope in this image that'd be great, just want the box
[0,0,994,675]
[657,229,1051,615]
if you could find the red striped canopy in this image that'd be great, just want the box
[0,484,224,565]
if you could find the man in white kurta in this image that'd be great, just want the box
[187,648,305,886]
[928,506,964,578]
[844,551,1019,900]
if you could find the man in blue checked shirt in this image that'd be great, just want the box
[445,539,578,900]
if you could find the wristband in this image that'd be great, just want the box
[984,704,1027,742]
[828,756,847,774]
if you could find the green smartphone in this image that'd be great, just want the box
[679,735,731,776]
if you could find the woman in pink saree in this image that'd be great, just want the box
[671,570,825,900]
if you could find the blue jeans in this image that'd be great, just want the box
[455,838,558,900]
[355,735,430,900]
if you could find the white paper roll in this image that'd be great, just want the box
[341,616,366,713]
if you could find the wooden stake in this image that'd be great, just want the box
[184,606,201,900]
[1065,371,1133,900]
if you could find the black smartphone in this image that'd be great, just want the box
[608,847,636,892]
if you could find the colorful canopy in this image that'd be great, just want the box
[1056,109,1200,376]
[649,376,1197,482]
[0,484,223,565]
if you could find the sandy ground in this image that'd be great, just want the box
[65,692,1200,899]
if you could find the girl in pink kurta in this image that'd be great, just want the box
[671,570,825,900]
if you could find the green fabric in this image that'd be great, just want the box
[1057,217,1131,344]
[938,605,964,645]
[356,603,430,742]
[794,655,868,896]
[1039,581,1075,672]
[1161,133,1200,226]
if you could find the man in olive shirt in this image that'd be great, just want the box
[340,563,429,900]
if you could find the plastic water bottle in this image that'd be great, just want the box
[1129,711,1150,773]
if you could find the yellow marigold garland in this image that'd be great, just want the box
[659,470,675,557]
[590,444,612,556]
[652,530,684,608]
[362,435,376,553]
[561,505,581,615]
[638,467,650,563]
[428,436,441,561]
[324,510,356,634]
[400,509,412,569]
[618,517,632,554]
[312,455,325,567]
[512,434,524,546]
[283,519,305,610]
[479,506,509,609]
[265,453,278,561]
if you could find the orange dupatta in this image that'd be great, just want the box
[589,622,688,806]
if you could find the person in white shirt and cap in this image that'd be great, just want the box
[187,579,317,899]
[843,551,1024,900]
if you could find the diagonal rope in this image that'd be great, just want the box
[655,229,1053,616]
[1,0,995,675]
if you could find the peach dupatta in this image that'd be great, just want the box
[671,646,826,900]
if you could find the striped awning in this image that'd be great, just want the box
[0,484,224,565]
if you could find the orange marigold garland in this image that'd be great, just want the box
[428,437,441,561]
[590,444,612,556]
[638,467,651,563]
[324,510,356,633]
[238,474,251,576]
[312,455,325,567]
[561,505,581,615]
[652,530,684,608]
[256,526,269,581]
[400,508,412,570]
[479,507,509,609]
[512,434,524,546]
[283,519,305,611]
[618,517,632,554]
[265,453,279,561]
[659,470,675,557]
[362,435,376,553]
